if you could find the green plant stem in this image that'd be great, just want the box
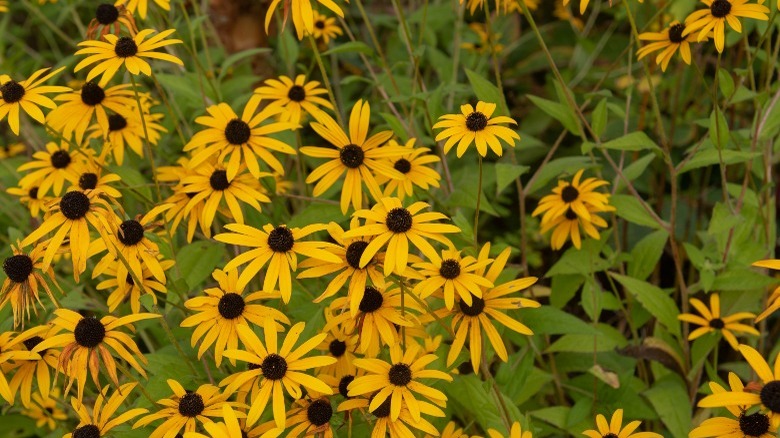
[307,35,344,126]
[474,156,483,248]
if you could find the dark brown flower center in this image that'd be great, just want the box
[50,150,72,169]
[393,158,412,174]
[668,23,685,43]
[73,424,101,438]
[114,37,138,57]
[561,185,579,202]
[74,317,106,348]
[338,375,354,398]
[267,226,294,252]
[0,81,25,104]
[710,0,731,18]
[108,113,127,131]
[117,219,145,245]
[80,82,105,106]
[95,3,119,24]
[458,361,474,375]
[3,254,33,283]
[459,296,485,316]
[329,339,347,357]
[125,273,134,285]
[760,380,780,413]
[209,169,230,191]
[22,335,45,353]
[306,399,333,426]
[339,144,365,169]
[315,20,326,29]
[224,119,251,145]
[603,434,619,438]
[359,286,383,313]
[439,259,461,279]
[261,353,288,380]
[565,208,578,220]
[388,363,412,386]
[708,318,725,329]
[79,173,99,190]
[740,411,770,437]
[28,187,39,199]
[345,241,369,269]
[465,111,488,131]
[370,395,391,418]
[178,392,205,417]
[60,191,91,220]
[385,207,413,233]
[218,293,245,319]
[287,85,306,102]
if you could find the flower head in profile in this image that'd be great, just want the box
[678,293,758,349]
[63,383,147,438]
[0,67,69,135]
[265,0,344,40]
[251,74,333,127]
[582,409,662,438]
[683,0,769,52]
[433,101,520,158]
[637,21,699,71]
[86,3,138,40]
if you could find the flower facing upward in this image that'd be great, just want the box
[115,0,171,19]
[17,141,86,198]
[541,202,613,250]
[250,74,333,127]
[683,0,769,53]
[532,169,611,225]
[337,394,442,437]
[74,29,183,85]
[1,244,59,328]
[300,100,406,214]
[678,293,758,349]
[376,139,442,201]
[413,248,493,310]
[265,0,345,40]
[582,409,662,438]
[87,108,166,165]
[344,197,461,276]
[93,256,173,313]
[63,383,147,438]
[637,21,699,71]
[433,101,520,157]
[184,101,296,181]
[20,390,68,431]
[310,11,343,44]
[0,67,69,135]
[6,184,51,218]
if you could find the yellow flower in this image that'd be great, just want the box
[115,0,171,19]
[63,383,148,438]
[6,185,51,218]
[683,0,769,53]
[582,409,662,438]
[376,139,441,201]
[414,248,493,310]
[86,106,166,165]
[488,422,534,438]
[17,141,87,198]
[0,243,59,328]
[182,405,283,438]
[250,74,333,127]
[337,392,443,437]
[433,101,520,158]
[7,325,62,407]
[752,259,780,322]
[93,256,174,313]
[86,3,138,40]
[678,293,758,349]
[0,142,25,158]
[462,23,504,55]
[637,21,699,71]
[265,0,345,40]
[310,11,343,44]
[0,1,7,12]
[20,389,67,430]
[0,67,69,135]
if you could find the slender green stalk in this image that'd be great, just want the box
[307,35,344,126]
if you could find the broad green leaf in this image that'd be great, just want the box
[678,149,760,174]
[465,68,507,115]
[591,98,608,138]
[718,70,735,98]
[628,230,668,280]
[610,273,681,337]
[643,374,691,438]
[709,108,729,149]
[176,241,226,291]
[616,153,656,192]
[611,194,662,229]
[495,163,529,195]
[547,324,627,352]
[379,112,408,140]
[520,306,599,336]
[449,375,504,431]
[527,95,580,135]
[584,131,661,153]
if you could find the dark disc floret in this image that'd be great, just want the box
[439,259,461,279]
[3,254,33,283]
[708,318,725,329]
[108,113,127,131]
[760,380,780,413]
[114,36,138,58]
[0,81,25,104]
[385,207,413,233]
[117,219,145,245]
[668,23,686,44]
[261,353,288,380]
[315,20,326,29]
[28,187,39,199]
[224,119,251,145]
[457,361,474,375]
[345,241,370,269]
[209,169,230,191]
[328,339,347,357]
[72,424,101,438]
[217,293,245,319]
[561,185,579,203]
[267,226,294,253]
[79,173,99,190]
[125,273,134,285]
[459,296,485,317]
[95,3,120,25]
[22,335,45,353]
[287,85,306,102]
[50,150,72,169]
[60,191,91,220]
[359,286,383,313]
[564,208,578,221]
[178,392,205,417]
[465,111,488,132]
[306,399,333,427]
[338,375,354,398]
[710,0,732,17]
[602,434,619,438]
[393,158,412,174]
[80,81,106,106]
[739,411,770,437]
[339,144,365,169]
[370,395,392,418]
[74,317,106,348]
[388,363,412,386]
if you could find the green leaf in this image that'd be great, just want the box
[615,153,655,192]
[610,273,681,337]
[527,156,592,195]
[678,149,760,173]
[718,70,735,98]
[527,94,580,135]
[495,163,529,195]
[709,108,730,149]
[379,112,407,140]
[519,306,599,336]
[465,68,506,115]
[643,374,691,438]
[322,41,374,56]
[591,98,608,138]
[611,194,662,229]
[547,324,627,353]
[449,375,504,431]
[628,230,668,280]
[176,241,226,291]
[217,48,271,80]
[602,131,662,152]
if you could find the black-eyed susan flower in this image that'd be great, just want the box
[582,409,662,438]
[488,421,534,438]
[376,139,441,201]
[180,268,290,366]
[221,321,336,428]
[683,0,769,53]
[134,379,232,438]
[33,308,159,402]
[46,81,136,144]
[6,185,51,218]
[184,101,296,181]
[678,293,758,349]
[74,29,183,84]
[93,256,173,313]
[0,141,25,158]
[752,259,780,322]
[637,21,698,71]
[300,100,406,214]
[349,343,452,422]
[699,345,780,427]
[690,372,777,438]
[532,169,612,225]
[337,393,443,436]
[413,248,493,310]
[433,101,520,158]
[7,325,61,407]
[265,0,344,40]
[215,222,340,303]
[64,382,148,438]
[344,197,461,276]
[434,243,538,369]
[310,11,343,44]
[433,421,470,438]
[88,108,166,165]
[17,142,86,197]
[317,307,358,378]
[20,389,67,430]
[74,163,123,198]
[181,162,271,228]
[0,67,69,135]
[539,202,613,250]
[297,219,386,316]
[116,0,170,19]
[251,74,333,127]
[86,3,138,40]
[278,396,337,438]
[182,404,282,438]
[0,331,42,404]
[462,23,504,55]
[21,189,116,281]
[1,243,59,328]
[0,1,7,12]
